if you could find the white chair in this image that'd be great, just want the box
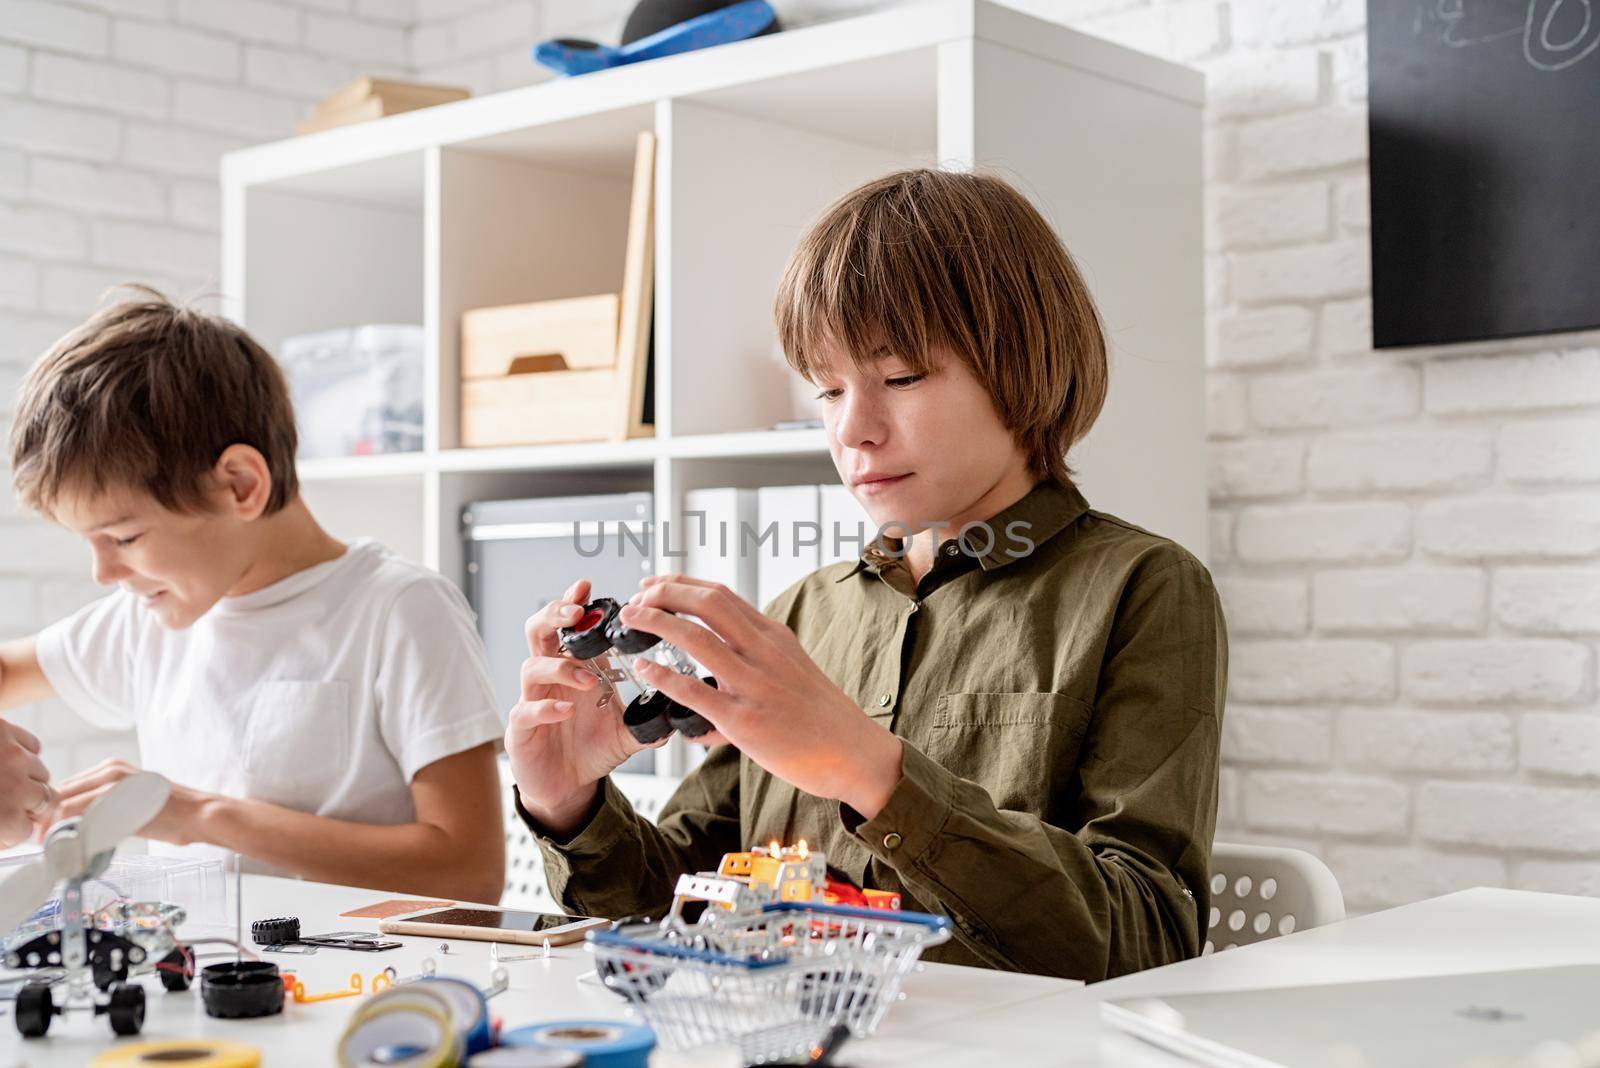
[1204,842,1344,955]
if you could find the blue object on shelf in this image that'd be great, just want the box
[533,0,777,77]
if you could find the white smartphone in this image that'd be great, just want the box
[378,906,608,946]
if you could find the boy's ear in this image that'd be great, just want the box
[210,444,273,521]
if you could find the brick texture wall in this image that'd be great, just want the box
[0,0,413,779]
[3,0,1598,913]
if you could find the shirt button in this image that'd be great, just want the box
[877,694,891,707]
[882,832,903,850]
[944,544,960,557]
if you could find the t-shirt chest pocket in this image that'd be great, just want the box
[924,691,1093,817]
[243,680,351,811]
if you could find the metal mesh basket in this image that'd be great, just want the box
[587,902,951,1063]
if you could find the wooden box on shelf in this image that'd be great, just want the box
[457,130,657,448]
[459,293,624,447]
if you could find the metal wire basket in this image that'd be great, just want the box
[587,902,951,1063]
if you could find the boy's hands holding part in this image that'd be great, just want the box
[619,575,905,821]
[0,720,54,847]
[47,758,207,845]
[506,579,663,837]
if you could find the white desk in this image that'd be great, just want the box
[3,883,1590,1066]
[0,874,1091,1066]
[1091,888,1600,1067]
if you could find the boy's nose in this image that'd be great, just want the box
[91,550,127,586]
[833,397,886,450]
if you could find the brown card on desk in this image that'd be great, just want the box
[340,898,455,920]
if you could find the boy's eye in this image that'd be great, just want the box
[886,373,926,388]
[113,534,142,547]
[814,386,843,402]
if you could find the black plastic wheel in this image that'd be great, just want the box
[15,982,54,1038]
[622,690,674,744]
[107,982,146,1036]
[558,598,621,660]
[250,917,300,947]
[667,676,718,737]
[159,947,194,991]
[604,614,663,655]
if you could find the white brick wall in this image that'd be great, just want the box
[1127,0,1600,913]
[0,0,415,780]
[3,0,1599,917]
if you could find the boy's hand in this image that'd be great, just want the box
[618,575,905,820]
[47,758,208,846]
[506,580,661,836]
[0,720,53,847]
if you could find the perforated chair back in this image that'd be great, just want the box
[1205,842,1344,954]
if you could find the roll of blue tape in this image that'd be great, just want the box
[500,1020,655,1068]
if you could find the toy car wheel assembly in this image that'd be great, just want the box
[558,595,719,745]
[15,982,56,1038]
[604,613,718,743]
[158,946,195,991]
[105,982,146,1036]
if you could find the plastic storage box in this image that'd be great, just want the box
[0,851,233,941]
[464,492,655,772]
[279,324,425,459]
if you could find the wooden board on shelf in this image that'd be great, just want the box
[298,77,471,135]
[616,130,656,441]
[317,76,469,116]
[460,293,621,377]
[460,367,620,447]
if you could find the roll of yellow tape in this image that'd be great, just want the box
[92,1040,262,1068]
[338,985,460,1068]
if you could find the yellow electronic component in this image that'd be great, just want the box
[717,852,755,877]
[92,1040,261,1067]
[749,854,782,886]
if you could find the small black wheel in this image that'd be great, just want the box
[622,690,675,744]
[107,982,146,1036]
[250,917,300,947]
[15,982,54,1038]
[558,598,621,659]
[159,947,194,991]
[604,613,663,655]
[667,676,718,738]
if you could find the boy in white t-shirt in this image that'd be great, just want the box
[0,289,505,903]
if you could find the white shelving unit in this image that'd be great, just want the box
[221,0,1206,792]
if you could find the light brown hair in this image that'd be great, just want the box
[8,287,299,519]
[774,168,1108,486]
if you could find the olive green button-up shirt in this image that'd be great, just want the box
[523,480,1227,981]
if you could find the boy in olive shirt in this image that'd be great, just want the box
[505,170,1226,979]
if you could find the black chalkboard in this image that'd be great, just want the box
[1367,0,1600,348]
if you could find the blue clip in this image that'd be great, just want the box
[533,0,777,77]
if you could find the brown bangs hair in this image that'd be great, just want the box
[9,286,300,519]
[774,168,1109,487]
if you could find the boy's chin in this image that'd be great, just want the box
[146,595,211,630]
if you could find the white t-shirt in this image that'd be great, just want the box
[36,539,504,874]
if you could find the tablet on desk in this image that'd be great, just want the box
[378,906,607,946]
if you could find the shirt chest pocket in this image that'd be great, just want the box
[924,691,1093,817]
[243,681,351,812]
